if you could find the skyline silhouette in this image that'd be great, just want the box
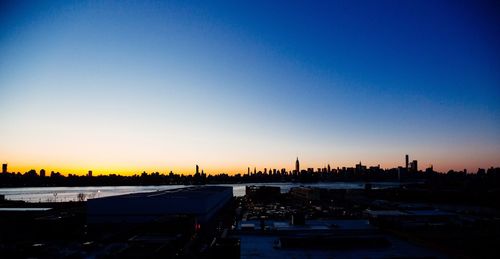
[1,154,498,177]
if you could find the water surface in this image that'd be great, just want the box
[0,182,402,202]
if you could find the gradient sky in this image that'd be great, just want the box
[1,0,499,175]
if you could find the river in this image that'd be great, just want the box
[0,182,403,202]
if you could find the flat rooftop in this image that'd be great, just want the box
[90,186,232,200]
[366,209,456,217]
[0,207,52,212]
[239,219,374,232]
[87,186,233,224]
[239,234,446,258]
[237,219,447,258]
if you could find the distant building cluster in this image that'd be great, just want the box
[244,155,424,180]
[1,155,499,188]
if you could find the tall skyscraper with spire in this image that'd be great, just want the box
[295,157,300,173]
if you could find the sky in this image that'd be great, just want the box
[1,0,499,175]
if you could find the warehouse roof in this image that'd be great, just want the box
[91,186,231,200]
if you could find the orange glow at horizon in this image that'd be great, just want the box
[1,127,498,176]
[3,157,494,176]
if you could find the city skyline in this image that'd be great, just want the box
[0,154,487,176]
[1,1,499,175]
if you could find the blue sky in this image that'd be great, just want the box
[1,0,499,174]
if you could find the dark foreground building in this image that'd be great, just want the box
[84,186,235,258]
[87,186,233,224]
[0,186,235,258]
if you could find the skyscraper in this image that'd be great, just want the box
[405,154,409,170]
[2,163,6,174]
[410,160,418,172]
[295,157,300,173]
[196,164,199,175]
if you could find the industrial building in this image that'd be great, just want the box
[87,186,233,224]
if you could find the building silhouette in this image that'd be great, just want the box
[2,163,7,174]
[410,160,418,172]
[296,157,300,174]
[405,154,409,170]
[356,161,367,173]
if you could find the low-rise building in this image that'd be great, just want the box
[87,186,232,224]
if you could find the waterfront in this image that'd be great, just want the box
[1,181,499,258]
[0,182,403,202]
